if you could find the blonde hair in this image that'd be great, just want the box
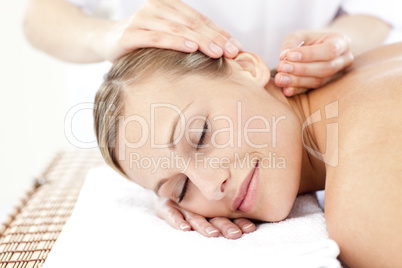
[94,48,229,177]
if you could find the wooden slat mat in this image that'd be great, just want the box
[0,149,105,268]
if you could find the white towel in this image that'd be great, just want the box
[43,166,340,268]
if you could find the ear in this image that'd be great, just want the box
[231,52,270,87]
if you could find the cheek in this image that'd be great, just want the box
[254,167,299,222]
[180,186,230,218]
[252,116,302,222]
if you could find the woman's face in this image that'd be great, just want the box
[117,53,303,222]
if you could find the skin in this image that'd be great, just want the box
[23,0,389,93]
[276,14,390,95]
[117,43,402,267]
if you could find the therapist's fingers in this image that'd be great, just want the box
[280,33,305,60]
[277,52,354,78]
[126,29,199,52]
[102,0,242,61]
[275,52,354,94]
[167,0,243,57]
[282,87,309,97]
[144,0,240,58]
[144,15,237,59]
[277,31,353,96]
[282,33,351,63]
[275,72,332,90]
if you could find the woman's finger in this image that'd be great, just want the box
[233,218,257,233]
[182,211,221,237]
[209,217,243,239]
[277,52,354,78]
[155,198,191,231]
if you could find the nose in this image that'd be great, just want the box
[185,166,228,201]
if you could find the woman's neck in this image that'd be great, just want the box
[265,80,327,194]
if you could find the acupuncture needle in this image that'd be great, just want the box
[284,41,305,60]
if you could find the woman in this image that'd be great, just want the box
[94,43,402,267]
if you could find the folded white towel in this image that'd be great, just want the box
[43,166,340,268]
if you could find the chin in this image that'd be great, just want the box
[270,207,293,222]
[255,195,296,223]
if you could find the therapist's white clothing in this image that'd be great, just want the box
[67,0,402,67]
[63,0,402,148]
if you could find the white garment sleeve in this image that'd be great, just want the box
[341,0,402,43]
[65,0,119,19]
[65,0,99,13]
[342,0,402,28]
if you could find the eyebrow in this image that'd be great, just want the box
[169,101,193,150]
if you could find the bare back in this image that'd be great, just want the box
[308,43,402,267]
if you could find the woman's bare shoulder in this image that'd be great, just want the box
[321,43,402,268]
[325,43,402,187]
[348,42,402,71]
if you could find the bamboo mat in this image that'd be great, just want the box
[0,149,105,268]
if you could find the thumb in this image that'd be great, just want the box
[280,33,305,60]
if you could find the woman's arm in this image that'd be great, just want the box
[276,14,391,96]
[23,0,242,63]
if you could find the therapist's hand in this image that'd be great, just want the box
[155,197,256,239]
[96,0,242,62]
[275,31,354,96]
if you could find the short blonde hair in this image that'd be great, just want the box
[94,48,229,177]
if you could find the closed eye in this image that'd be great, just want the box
[178,177,189,203]
[197,120,208,150]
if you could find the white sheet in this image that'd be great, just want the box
[43,166,340,268]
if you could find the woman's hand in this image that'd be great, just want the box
[275,31,354,96]
[155,197,256,239]
[93,0,242,62]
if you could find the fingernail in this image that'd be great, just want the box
[227,228,241,235]
[209,43,223,55]
[279,74,291,85]
[225,41,238,55]
[243,223,254,230]
[206,227,219,235]
[185,40,197,50]
[280,49,290,59]
[230,37,243,50]
[281,63,293,73]
[284,87,294,96]
[180,223,191,230]
[288,52,302,61]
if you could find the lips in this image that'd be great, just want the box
[232,161,259,213]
